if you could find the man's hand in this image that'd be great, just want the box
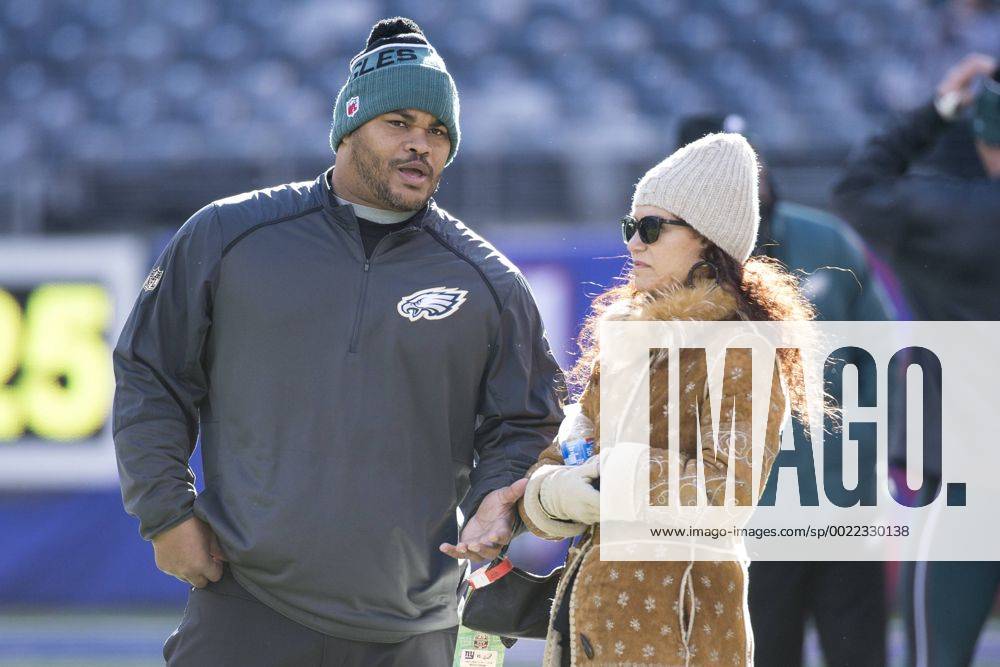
[936,53,998,118]
[152,516,226,588]
[439,478,528,563]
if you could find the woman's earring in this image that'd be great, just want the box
[684,260,720,287]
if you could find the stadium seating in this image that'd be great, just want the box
[1,0,996,229]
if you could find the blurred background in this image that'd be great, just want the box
[1,0,998,665]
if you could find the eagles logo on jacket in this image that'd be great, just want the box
[518,279,788,667]
[396,286,469,321]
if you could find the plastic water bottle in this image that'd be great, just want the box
[558,403,595,467]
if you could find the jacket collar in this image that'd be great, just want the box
[602,279,740,323]
[314,168,354,229]
[583,279,741,389]
[316,167,436,230]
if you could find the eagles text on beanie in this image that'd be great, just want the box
[330,17,461,165]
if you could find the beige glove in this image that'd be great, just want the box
[522,404,600,538]
[538,455,600,525]
[523,464,588,539]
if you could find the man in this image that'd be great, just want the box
[113,17,563,666]
[675,114,898,667]
[833,53,1000,667]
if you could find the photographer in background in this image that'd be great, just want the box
[835,53,1000,320]
[833,53,1000,667]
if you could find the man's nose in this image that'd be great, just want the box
[404,129,431,156]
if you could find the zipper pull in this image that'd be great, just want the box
[364,260,370,272]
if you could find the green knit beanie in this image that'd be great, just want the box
[329,17,461,165]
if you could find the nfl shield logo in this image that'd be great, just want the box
[143,267,164,292]
[346,96,360,117]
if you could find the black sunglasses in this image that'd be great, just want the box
[621,215,692,244]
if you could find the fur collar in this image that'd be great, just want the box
[602,278,740,323]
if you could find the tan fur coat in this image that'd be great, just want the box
[518,280,788,666]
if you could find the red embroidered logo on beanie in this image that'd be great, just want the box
[346,96,360,117]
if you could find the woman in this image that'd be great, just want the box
[518,133,814,666]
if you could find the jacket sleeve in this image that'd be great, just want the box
[462,273,565,524]
[840,227,896,323]
[849,263,895,324]
[517,437,587,540]
[651,353,787,510]
[519,372,604,540]
[112,204,222,540]
[832,100,1000,265]
[517,395,586,540]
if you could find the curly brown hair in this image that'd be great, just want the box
[569,240,816,422]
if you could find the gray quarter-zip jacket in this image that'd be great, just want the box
[112,170,564,641]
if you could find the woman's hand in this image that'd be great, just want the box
[538,456,600,525]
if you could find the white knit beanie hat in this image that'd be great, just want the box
[632,132,760,264]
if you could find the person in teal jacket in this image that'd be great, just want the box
[676,114,902,667]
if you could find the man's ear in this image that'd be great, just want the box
[334,132,353,162]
